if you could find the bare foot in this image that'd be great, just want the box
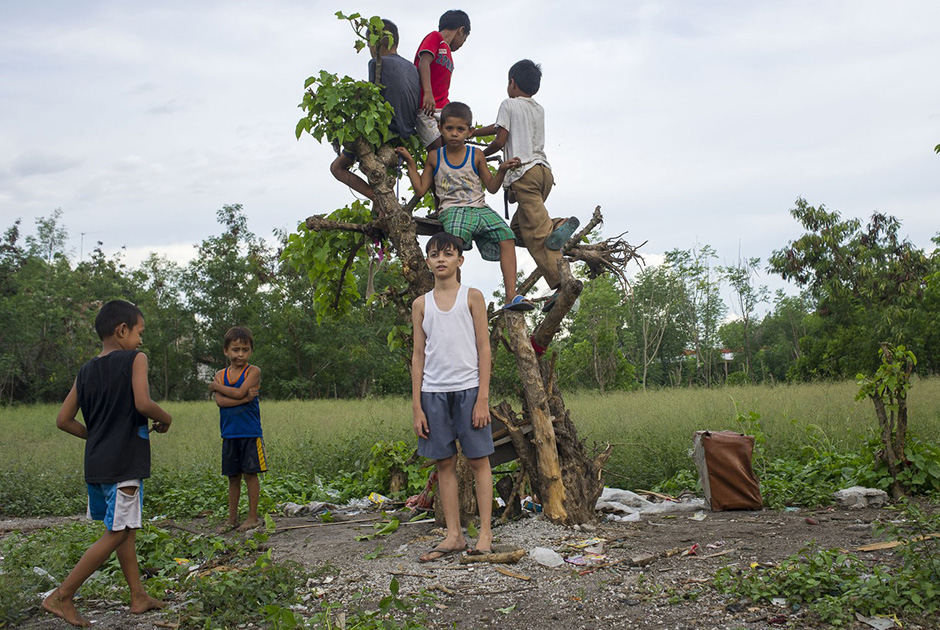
[130,593,166,614]
[216,522,237,534]
[42,590,91,627]
[237,518,261,531]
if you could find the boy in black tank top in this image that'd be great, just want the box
[43,300,172,627]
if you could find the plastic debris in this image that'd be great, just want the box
[855,613,898,629]
[565,553,607,566]
[690,511,707,521]
[596,487,706,521]
[522,496,543,513]
[281,501,332,517]
[32,567,55,582]
[368,492,391,505]
[528,547,564,567]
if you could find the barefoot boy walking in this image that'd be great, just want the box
[411,232,495,561]
[43,300,171,627]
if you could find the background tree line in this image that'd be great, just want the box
[2,198,938,403]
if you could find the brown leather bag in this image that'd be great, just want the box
[692,431,763,511]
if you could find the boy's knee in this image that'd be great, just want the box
[436,455,457,470]
[466,456,491,470]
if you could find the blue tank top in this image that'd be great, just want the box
[218,365,262,438]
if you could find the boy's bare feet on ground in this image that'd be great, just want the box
[217,520,238,533]
[237,518,261,531]
[42,590,91,627]
[130,593,166,614]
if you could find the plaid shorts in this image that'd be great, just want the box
[439,205,514,262]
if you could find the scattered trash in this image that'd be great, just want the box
[804,517,819,525]
[522,496,543,513]
[597,487,706,521]
[783,507,800,513]
[564,553,607,566]
[368,492,391,505]
[832,486,888,509]
[706,541,725,549]
[681,544,699,557]
[280,501,333,517]
[528,546,564,568]
[689,511,707,521]
[771,597,787,606]
[855,612,899,629]
[173,558,191,565]
[31,567,55,582]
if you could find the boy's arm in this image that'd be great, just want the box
[214,392,258,408]
[481,127,509,157]
[476,150,520,193]
[209,366,260,400]
[411,296,430,439]
[417,52,435,115]
[131,353,172,432]
[56,381,87,439]
[395,147,435,196]
[468,288,491,428]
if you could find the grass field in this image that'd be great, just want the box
[2,378,938,516]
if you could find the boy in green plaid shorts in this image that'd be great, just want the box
[396,101,535,310]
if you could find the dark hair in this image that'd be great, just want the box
[94,300,143,340]
[439,9,470,33]
[509,59,542,95]
[379,18,398,49]
[440,101,472,126]
[426,232,464,255]
[224,326,254,350]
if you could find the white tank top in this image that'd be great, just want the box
[421,284,480,392]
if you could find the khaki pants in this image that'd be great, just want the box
[510,165,560,289]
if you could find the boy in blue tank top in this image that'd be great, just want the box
[411,232,495,561]
[209,326,265,531]
[43,300,171,627]
[396,101,535,312]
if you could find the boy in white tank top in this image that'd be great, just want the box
[411,232,495,561]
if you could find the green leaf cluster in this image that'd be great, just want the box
[296,70,393,150]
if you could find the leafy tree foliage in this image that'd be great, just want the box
[769,198,933,378]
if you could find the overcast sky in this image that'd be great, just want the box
[2,1,938,309]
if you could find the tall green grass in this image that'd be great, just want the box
[2,379,938,516]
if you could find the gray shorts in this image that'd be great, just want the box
[418,387,494,460]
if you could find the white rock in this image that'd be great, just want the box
[832,486,888,509]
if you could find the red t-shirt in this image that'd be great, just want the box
[414,31,454,109]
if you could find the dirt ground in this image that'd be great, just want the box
[6,501,938,630]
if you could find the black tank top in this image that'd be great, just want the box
[76,350,151,483]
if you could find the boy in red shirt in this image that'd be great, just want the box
[413,10,470,149]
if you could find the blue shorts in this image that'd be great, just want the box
[418,387,494,460]
[86,480,143,531]
[222,437,268,476]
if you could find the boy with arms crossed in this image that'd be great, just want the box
[209,326,265,532]
[330,18,420,201]
[396,101,534,311]
[43,300,171,627]
[475,60,580,312]
[413,10,471,149]
[412,232,494,560]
